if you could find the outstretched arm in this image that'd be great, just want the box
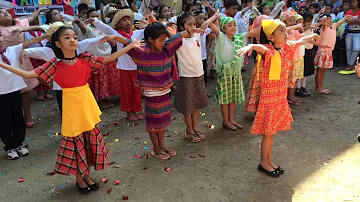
[237,44,268,56]
[0,62,38,79]
[22,34,49,49]
[294,33,322,46]
[27,7,47,24]
[102,40,144,63]
[334,15,353,29]
[208,22,220,37]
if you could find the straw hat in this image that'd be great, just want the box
[111,9,134,29]
[105,6,120,17]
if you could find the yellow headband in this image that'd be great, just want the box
[261,19,282,36]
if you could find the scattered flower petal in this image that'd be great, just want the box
[114,121,119,125]
[144,154,149,159]
[115,180,120,185]
[113,165,121,168]
[115,139,119,143]
[189,154,196,158]
[165,167,171,172]
[134,154,142,159]
[122,195,129,200]
[102,178,108,183]
[107,188,112,195]
[103,132,109,136]
[199,154,206,157]
[19,178,24,183]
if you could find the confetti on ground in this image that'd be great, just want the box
[203,121,209,124]
[107,143,114,146]
[135,137,139,140]
[201,113,206,116]
[189,154,196,158]
[102,178,108,183]
[114,121,119,125]
[115,139,119,143]
[109,161,116,165]
[122,195,129,200]
[129,123,139,127]
[103,132,109,136]
[61,185,65,188]
[112,165,121,168]
[199,154,206,157]
[19,178,24,183]
[207,125,215,129]
[171,117,177,121]
[115,180,120,185]
[143,141,147,144]
[165,167,171,172]
[144,154,149,159]
[134,154,142,159]
[107,188,112,195]
[144,146,148,150]
[212,110,216,113]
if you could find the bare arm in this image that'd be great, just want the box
[237,44,268,56]
[22,34,49,49]
[334,15,352,29]
[0,62,38,79]
[208,22,220,37]
[100,35,130,45]
[19,26,45,33]
[180,28,205,38]
[294,33,321,46]
[73,19,88,35]
[103,41,143,63]
[27,8,47,24]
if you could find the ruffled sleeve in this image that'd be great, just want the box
[34,58,58,85]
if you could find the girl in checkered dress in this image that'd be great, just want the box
[0,26,143,194]
[208,16,260,131]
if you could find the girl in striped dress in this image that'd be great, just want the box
[108,23,204,160]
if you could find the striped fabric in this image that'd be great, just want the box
[55,126,110,175]
[144,94,172,132]
[126,33,183,92]
[34,53,104,85]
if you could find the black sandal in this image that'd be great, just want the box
[258,164,280,177]
[76,183,91,195]
[84,178,100,191]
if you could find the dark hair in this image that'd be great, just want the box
[144,23,169,43]
[301,11,313,22]
[257,3,268,14]
[299,6,309,11]
[87,7,97,18]
[325,3,334,9]
[185,3,197,12]
[78,3,89,12]
[156,15,166,21]
[193,10,203,16]
[177,12,194,32]
[224,0,239,9]
[259,27,271,44]
[50,27,78,59]
[45,9,59,24]
[317,13,331,22]
[155,5,168,14]
[342,0,351,4]
[309,3,321,13]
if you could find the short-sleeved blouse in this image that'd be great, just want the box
[34,53,104,88]
[0,18,29,49]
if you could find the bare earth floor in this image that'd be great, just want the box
[0,63,359,202]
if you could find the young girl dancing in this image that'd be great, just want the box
[238,19,321,177]
[0,26,142,194]
[208,16,260,131]
[107,23,204,159]
[174,12,218,142]
[314,14,353,95]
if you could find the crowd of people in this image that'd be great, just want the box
[0,0,359,195]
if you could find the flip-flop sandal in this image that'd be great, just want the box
[164,149,177,157]
[184,130,201,143]
[339,70,356,75]
[231,122,243,129]
[288,99,300,106]
[26,122,35,128]
[223,123,237,131]
[151,151,170,160]
[44,94,53,99]
[126,114,138,122]
[135,113,144,120]
[292,97,302,104]
[315,89,330,95]
[194,131,206,140]
[37,95,45,101]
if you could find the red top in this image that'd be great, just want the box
[345,9,360,16]
[34,53,104,88]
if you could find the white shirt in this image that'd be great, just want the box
[24,37,104,90]
[92,18,144,70]
[0,44,27,95]
[201,28,211,60]
[303,30,314,50]
[176,33,204,77]
[24,32,47,48]
[337,11,344,19]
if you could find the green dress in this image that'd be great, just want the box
[215,32,247,105]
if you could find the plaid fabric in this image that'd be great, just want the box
[174,76,208,114]
[55,125,109,176]
[215,68,245,104]
[34,53,104,85]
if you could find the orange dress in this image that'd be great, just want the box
[250,44,298,136]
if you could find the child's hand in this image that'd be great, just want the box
[345,15,353,22]
[189,28,205,35]
[83,18,95,25]
[19,51,28,65]
[45,26,59,36]
[135,20,149,29]
[129,40,145,51]
[72,18,81,24]
[201,0,211,7]
[237,44,267,56]
[311,34,322,45]
[100,35,119,44]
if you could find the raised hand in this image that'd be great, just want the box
[129,39,145,51]
[135,20,149,29]
[100,35,119,44]
[189,28,205,35]
[237,45,254,56]
[83,18,95,25]
[311,34,322,45]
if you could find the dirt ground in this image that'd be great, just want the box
[0,62,359,202]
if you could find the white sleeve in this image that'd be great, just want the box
[269,1,285,19]
[234,11,242,21]
[220,13,227,18]
[252,7,261,17]
[24,47,55,61]
[78,37,103,53]
[41,24,50,32]
[132,29,145,40]
[92,18,120,36]
[205,27,212,36]
[5,44,23,67]
[63,14,74,21]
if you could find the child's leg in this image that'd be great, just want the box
[184,114,194,133]
[221,104,230,125]
[228,102,243,129]
[119,70,137,120]
[84,173,96,185]
[301,77,306,88]
[316,68,330,94]
[260,135,274,171]
[149,132,162,154]
[43,84,53,99]
[266,136,277,168]
[191,109,199,131]
[202,59,208,87]
[21,92,33,127]
[158,131,176,155]
[76,174,88,188]
[34,84,45,101]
